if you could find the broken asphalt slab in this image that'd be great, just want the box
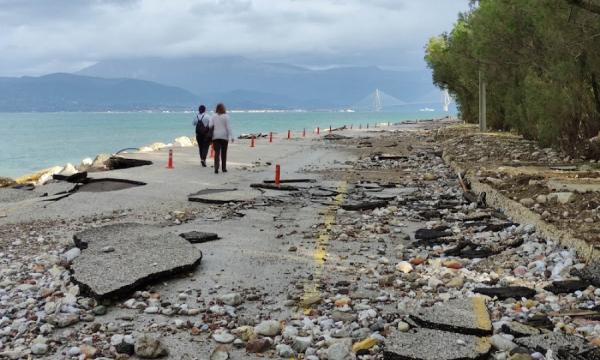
[188,188,260,204]
[71,223,203,299]
[514,332,588,354]
[179,231,220,244]
[409,297,493,336]
[341,199,388,211]
[383,328,491,360]
[250,183,299,191]
[474,286,537,300]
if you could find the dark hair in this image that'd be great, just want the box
[198,105,206,113]
[215,103,227,115]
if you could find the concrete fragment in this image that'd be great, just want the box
[71,223,203,299]
[383,328,491,360]
[500,322,541,338]
[409,297,492,336]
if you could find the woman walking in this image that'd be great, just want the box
[193,105,211,167]
[209,103,234,174]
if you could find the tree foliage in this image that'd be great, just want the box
[425,0,600,153]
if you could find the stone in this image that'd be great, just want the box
[409,297,492,336]
[276,344,296,358]
[210,345,229,360]
[490,334,517,352]
[384,328,491,360]
[212,331,235,344]
[292,336,312,353]
[352,337,378,352]
[71,223,203,298]
[179,231,220,244]
[30,343,48,355]
[474,286,536,300]
[397,321,410,332]
[47,314,79,328]
[219,293,243,306]
[519,198,535,207]
[134,335,168,358]
[331,310,357,323]
[255,320,280,336]
[246,338,271,353]
[396,261,413,274]
[327,342,354,360]
[548,192,575,204]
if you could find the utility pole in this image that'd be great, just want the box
[478,70,487,132]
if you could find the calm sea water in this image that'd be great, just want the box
[0,111,450,178]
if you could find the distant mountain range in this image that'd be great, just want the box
[0,56,441,112]
[0,73,197,112]
[79,56,439,109]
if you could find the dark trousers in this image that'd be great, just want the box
[196,135,210,162]
[213,139,229,171]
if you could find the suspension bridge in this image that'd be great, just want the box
[351,89,452,112]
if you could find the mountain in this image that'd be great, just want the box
[0,73,198,112]
[78,56,439,109]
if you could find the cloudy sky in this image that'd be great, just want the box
[0,0,470,76]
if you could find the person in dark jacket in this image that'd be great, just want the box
[192,105,211,167]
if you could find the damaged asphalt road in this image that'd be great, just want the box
[1,122,600,359]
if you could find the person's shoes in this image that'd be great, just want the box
[222,169,228,173]
[214,170,219,174]
[201,160,206,167]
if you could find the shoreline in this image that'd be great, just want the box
[1,116,454,186]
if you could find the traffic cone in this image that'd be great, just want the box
[287,130,291,139]
[275,163,281,186]
[250,136,256,148]
[269,132,273,143]
[317,127,320,135]
[302,128,306,137]
[166,149,174,169]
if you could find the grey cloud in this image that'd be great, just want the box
[0,0,470,76]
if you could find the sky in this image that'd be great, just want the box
[0,0,471,76]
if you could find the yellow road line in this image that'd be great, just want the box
[301,182,347,311]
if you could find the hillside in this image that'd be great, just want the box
[0,73,198,112]
[78,56,439,109]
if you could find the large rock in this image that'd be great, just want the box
[71,223,203,298]
[409,297,492,336]
[174,136,193,147]
[384,328,491,360]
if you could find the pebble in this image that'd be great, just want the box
[255,320,281,336]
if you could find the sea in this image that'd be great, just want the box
[0,110,452,178]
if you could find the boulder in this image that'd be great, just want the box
[174,136,193,147]
[91,153,111,170]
